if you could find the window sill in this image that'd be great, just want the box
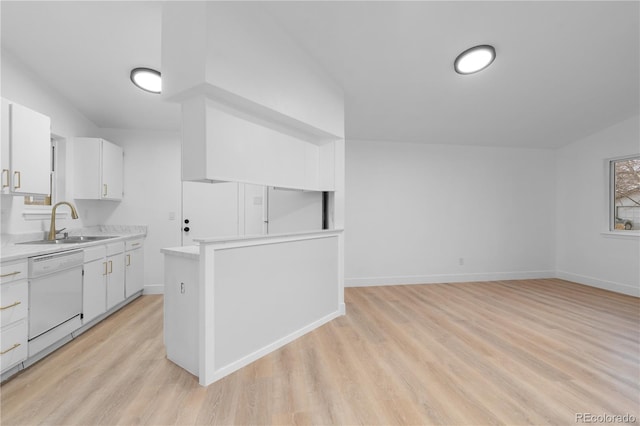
[22,209,68,221]
[601,231,640,239]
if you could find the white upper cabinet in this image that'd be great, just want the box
[101,140,123,200]
[1,99,51,196]
[72,138,123,201]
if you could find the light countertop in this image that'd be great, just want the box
[1,225,147,263]
[193,229,343,244]
[160,245,199,260]
[162,229,343,260]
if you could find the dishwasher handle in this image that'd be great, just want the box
[29,250,84,278]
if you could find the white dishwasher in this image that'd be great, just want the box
[28,250,83,356]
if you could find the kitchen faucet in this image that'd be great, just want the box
[48,201,79,240]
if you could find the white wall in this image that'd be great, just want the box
[556,115,640,296]
[162,2,344,138]
[95,128,182,290]
[1,51,97,139]
[345,140,556,286]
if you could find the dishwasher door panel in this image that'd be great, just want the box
[29,266,82,339]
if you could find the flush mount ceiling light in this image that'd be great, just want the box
[454,45,496,75]
[130,67,162,94]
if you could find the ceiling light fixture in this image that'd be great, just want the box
[454,45,496,75]
[130,67,162,94]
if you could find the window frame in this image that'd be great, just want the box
[607,154,640,235]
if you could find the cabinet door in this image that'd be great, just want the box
[0,319,28,373]
[0,280,28,328]
[101,140,123,200]
[125,247,144,297]
[82,259,107,324]
[106,252,125,310]
[72,138,101,199]
[9,103,51,195]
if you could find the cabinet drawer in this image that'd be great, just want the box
[125,239,144,251]
[84,245,106,263]
[1,280,28,327]
[1,319,28,373]
[0,260,27,285]
[106,241,124,257]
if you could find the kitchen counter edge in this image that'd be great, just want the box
[1,233,147,263]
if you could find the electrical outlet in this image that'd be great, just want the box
[168,211,176,221]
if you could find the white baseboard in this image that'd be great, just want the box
[203,308,344,386]
[345,270,555,287]
[556,271,639,297]
[143,284,164,295]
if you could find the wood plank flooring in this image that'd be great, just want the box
[1,279,638,425]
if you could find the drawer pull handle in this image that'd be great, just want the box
[126,254,131,267]
[1,169,8,188]
[108,260,113,274]
[103,262,108,276]
[13,171,21,189]
[103,184,108,197]
[0,343,21,355]
[0,271,21,278]
[0,301,21,310]
[131,243,140,247]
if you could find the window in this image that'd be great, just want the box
[611,156,640,231]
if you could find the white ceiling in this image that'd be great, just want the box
[1,1,180,131]
[2,1,639,148]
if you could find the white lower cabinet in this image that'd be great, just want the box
[1,260,29,373]
[0,320,28,372]
[163,254,199,376]
[2,236,144,379]
[82,246,107,324]
[82,242,125,323]
[106,250,125,310]
[125,239,144,297]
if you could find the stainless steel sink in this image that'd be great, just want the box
[17,236,117,245]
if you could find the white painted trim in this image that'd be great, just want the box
[600,231,640,239]
[22,210,68,221]
[345,270,555,287]
[556,271,639,297]
[143,284,164,295]
[200,244,216,386]
[203,309,343,386]
[605,154,640,232]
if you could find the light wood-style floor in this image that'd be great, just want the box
[1,279,638,425]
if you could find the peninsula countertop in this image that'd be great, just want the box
[161,229,343,260]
